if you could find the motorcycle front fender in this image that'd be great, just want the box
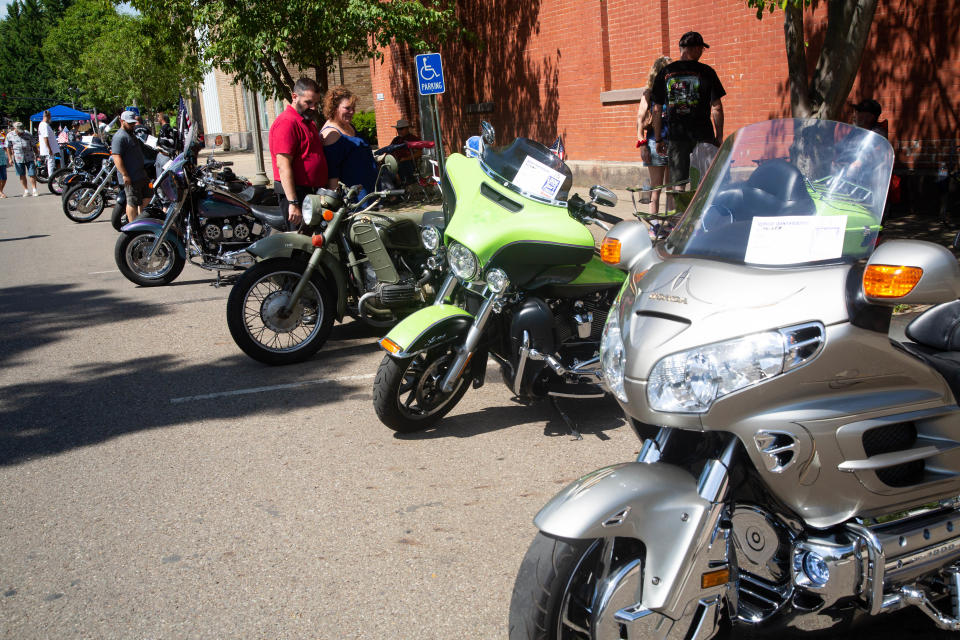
[381,304,473,357]
[534,461,714,612]
[120,217,186,258]
[245,231,313,260]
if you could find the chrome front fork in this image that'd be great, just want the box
[440,285,500,393]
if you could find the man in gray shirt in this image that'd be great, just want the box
[111,110,153,223]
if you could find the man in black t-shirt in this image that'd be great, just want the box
[652,31,726,184]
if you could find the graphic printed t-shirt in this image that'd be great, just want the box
[651,60,726,142]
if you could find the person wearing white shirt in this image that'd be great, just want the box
[38,110,61,176]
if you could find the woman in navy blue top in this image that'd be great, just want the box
[321,86,379,200]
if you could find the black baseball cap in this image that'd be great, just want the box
[679,31,709,48]
[850,99,881,117]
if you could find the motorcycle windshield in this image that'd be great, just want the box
[664,118,894,266]
[479,138,573,205]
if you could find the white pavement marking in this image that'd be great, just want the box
[169,373,376,404]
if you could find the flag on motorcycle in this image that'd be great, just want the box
[549,136,565,161]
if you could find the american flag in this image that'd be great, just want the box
[176,94,191,150]
[549,136,565,161]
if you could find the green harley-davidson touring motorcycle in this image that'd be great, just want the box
[373,123,629,433]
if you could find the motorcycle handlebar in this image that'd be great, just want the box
[593,210,621,225]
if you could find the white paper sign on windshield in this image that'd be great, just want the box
[81,135,94,144]
[512,156,566,200]
[146,135,158,149]
[745,215,847,265]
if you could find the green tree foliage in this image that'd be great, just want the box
[747,0,879,119]
[41,0,201,116]
[131,0,462,102]
[0,0,72,120]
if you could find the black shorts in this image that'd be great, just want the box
[124,178,153,204]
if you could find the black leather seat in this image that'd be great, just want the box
[717,159,817,221]
[249,205,288,231]
[899,300,960,403]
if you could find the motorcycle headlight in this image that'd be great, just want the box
[448,242,479,280]
[647,332,785,413]
[600,298,627,402]
[421,225,440,252]
[485,268,509,293]
[302,194,323,226]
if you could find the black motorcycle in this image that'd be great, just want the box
[48,140,112,195]
[114,126,289,286]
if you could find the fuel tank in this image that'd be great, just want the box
[197,188,252,219]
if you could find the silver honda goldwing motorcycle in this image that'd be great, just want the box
[510,118,960,638]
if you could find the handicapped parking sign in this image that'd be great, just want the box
[415,53,445,96]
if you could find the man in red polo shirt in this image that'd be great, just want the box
[269,77,328,228]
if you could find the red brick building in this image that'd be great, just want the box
[370,0,959,185]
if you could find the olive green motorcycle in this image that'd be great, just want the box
[372,123,628,433]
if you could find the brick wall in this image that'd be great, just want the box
[372,0,960,172]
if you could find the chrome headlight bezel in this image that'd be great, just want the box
[485,268,509,293]
[448,242,479,280]
[302,194,322,226]
[421,225,440,252]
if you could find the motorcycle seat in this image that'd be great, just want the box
[898,300,960,402]
[249,205,288,230]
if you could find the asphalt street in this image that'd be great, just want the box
[0,174,949,639]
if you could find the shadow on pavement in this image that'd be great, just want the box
[0,234,49,243]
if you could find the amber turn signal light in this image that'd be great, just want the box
[701,567,730,589]
[863,264,923,298]
[380,338,402,354]
[311,234,325,248]
[601,238,621,264]
[323,209,335,221]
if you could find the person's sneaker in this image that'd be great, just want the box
[22,192,29,198]
[31,188,38,197]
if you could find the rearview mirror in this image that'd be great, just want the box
[589,185,618,208]
[480,121,495,145]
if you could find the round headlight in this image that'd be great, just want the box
[421,225,440,252]
[448,242,479,280]
[485,268,509,293]
[302,194,323,226]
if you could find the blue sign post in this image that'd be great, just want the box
[414,53,448,220]
[415,53,445,95]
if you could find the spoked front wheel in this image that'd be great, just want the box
[114,229,185,286]
[226,258,335,365]
[372,345,471,432]
[509,533,648,640]
[48,167,72,195]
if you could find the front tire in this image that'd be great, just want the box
[110,202,129,231]
[47,167,71,195]
[226,258,335,365]
[509,533,647,640]
[114,229,185,286]
[372,345,471,432]
[63,182,105,222]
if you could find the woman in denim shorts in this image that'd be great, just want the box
[636,56,671,215]
[0,130,8,198]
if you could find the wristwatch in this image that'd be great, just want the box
[288,199,301,207]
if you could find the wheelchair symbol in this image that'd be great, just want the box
[419,58,439,81]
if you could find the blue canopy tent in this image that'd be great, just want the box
[29,105,93,122]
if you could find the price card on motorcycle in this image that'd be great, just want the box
[145,135,158,149]
[745,215,847,265]
[512,156,566,200]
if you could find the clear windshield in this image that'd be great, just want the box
[664,118,894,266]
[479,138,573,204]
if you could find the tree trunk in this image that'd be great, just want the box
[785,0,879,120]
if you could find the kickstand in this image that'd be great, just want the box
[213,271,222,288]
[551,396,582,440]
